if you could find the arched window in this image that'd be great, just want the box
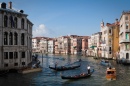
[9,16,14,28]
[21,18,24,29]
[21,33,24,45]
[9,32,13,45]
[14,17,17,28]
[14,32,18,45]
[126,53,129,59]
[4,32,8,45]
[4,15,8,27]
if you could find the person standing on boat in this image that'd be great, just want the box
[55,62,58,69]
[87,65,90,74]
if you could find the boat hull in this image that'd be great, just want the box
[61,69,94,79]
[18,68,42,74]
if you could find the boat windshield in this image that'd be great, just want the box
[105,61,109,63]
[107,71,114,74]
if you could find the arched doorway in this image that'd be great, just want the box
[126,53,129,59]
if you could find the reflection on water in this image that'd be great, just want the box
[0,54,130,86]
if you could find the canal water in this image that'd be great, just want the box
[0,54,130,86]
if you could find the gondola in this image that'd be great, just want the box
[61,69,94,79]
[49,64,80,71]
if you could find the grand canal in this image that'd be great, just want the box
[0,54,130,86]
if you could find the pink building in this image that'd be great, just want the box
[81,36,89,55]
[70,35,82,55]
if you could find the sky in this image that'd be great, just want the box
[1,0,130,37]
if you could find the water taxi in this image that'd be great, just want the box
[106,67,116,80]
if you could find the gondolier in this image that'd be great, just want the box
[55,62,58,68]
[87,65,90,74]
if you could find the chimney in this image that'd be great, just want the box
[8,1,12,9]
[115,19,118,25]
[1,2,6,9]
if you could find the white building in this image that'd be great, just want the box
[87,32,102,57]
[119,11,130,61]
[48,38,54,54]
[100,21,112,59]
[39,37,48,54]
[32,37,42,53]
[0,2,33,70]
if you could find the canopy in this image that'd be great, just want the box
[90,46,96,49]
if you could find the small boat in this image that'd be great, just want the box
[93,57,100,60]
[49,64,80,71]
[106,67,116,80]
[121,59,130,65]
[18,67,42,74]
[100,60,111,66]
[61,69,94,79]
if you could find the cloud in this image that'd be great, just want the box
[33,24,49,37]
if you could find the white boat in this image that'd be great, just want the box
[18,67,42,74]
[100,60,111,66]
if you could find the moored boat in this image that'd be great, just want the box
[49,64,80,71]
[106,67,116,80]
[61,69,94,79]
[18,67,42,74]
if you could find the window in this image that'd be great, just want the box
[14,52,18,59]
[126,24,129,29]
[109,29,111,34]
[14,63,18,66]
[4,15,8,27]
[21,18,24,29]
[126,44,129,50]
[14,17,17,28]
[9,52,13,59]
[4,32,8,45]
[9,32,13,45]
[125,16,128,20]
[126,53,129,59]
[4,52,8,59]
[22,62,25,65]
[21,52,25,58]
[9,16,14,28]
[109,47,111,51]
[21,33,24,45]
[14,32,18,45]
[4,63,8,67]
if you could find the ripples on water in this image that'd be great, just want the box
[1,55,130,86]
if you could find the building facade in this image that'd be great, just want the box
[70,35,82,55]
[119,11,130,61]
[0,2,33,70]
[81,36,89,56]
[87,32,102,57]
[101,21,112,59]
[48,38,55,54]
[100,19,119,59]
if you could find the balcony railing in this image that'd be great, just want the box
[119,39,130,43]
[119,29,130,35]
[125,29,130,32]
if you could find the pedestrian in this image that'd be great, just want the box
[87,65,90,74]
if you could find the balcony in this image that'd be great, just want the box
[125,29,130,33]
[119,29,130,35]
[119,39,130,43]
